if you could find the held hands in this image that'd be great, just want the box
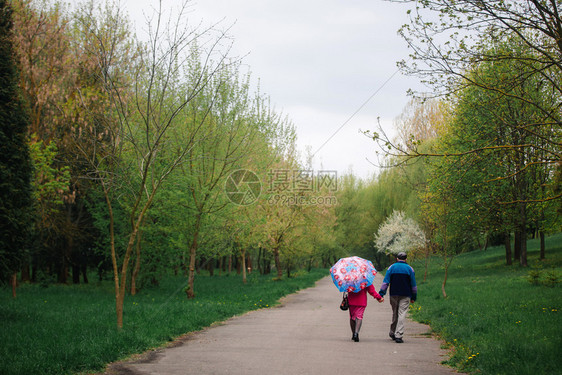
[377,297,384,303]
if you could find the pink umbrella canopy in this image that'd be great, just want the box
[330,256,377,293]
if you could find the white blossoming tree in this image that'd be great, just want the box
[374,210,426,256]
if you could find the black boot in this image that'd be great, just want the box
[353,319,362,342]
[350,319,356,340]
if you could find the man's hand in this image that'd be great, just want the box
[378,297,384,303]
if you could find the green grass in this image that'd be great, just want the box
[408,233,562,375]
[0,268,327,375]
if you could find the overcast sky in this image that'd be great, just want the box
[123,0,423,179]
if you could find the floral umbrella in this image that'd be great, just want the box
[330,256,377,293]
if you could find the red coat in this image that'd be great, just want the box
[347,284,382,306]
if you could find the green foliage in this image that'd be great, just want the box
[333,167,422,270]
[29,137,70,213]
[408,233,562,374]
[0,0,33,281]
[526,269,561,288]
[526,269,542,285]
[417,36,560,268]
[543,271,561,287]
[371,1,562,270]
[3,0,332,300]
[0,268,327,375]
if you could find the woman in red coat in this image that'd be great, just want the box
[347,284,384,342]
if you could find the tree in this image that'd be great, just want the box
[333,164,426,271]
[373,0,561,203]
[379,99,447,277]
[334,175,370,257]
[183,65,270,298]
[221,104,299,279]
[71,0,233,328]
[28,138,71,280]
[419,181,456,298]
[11,0,71,141]
[0,0,34,296]
[395,0,561,115]
[425,38,559,266]
[10,0,83,284]
[252,161,303,279]
[393,97,449,153]
[374,210,426,257]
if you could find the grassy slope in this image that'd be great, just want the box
[408,233,562,375]
[0,269,327,375]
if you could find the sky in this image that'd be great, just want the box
[122,0,424,180]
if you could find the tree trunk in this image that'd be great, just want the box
[208,259,214,276]
[263,249,271,274]
[116,224,138,329]
[520,230,528,267]
[104,185,121,328]
[181,250,188,276]
[519,202,528,267]
[273,247,282,279]
[442,253,453,299]
[504,232,512,266]
[11,273,17,298]
[21,262,30,282]
[82,262,88,284]
[441,223,451,299]
[186,237,198,298]
[424,244,430,282]
[58,239,69,284]
[72,240,80,284]
[104,181,147,329]
[72,263,80,284]
[186,214,202,299]
[441,266,448,299]
[241,248,247,284]
[514,231,521,263]
[116,224,140,328]
[31,260,37,283]
[131,227,143,296]
[540,231,545,260]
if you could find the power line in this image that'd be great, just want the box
[311,67,402,158]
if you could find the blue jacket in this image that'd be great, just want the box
[378,261,417,301]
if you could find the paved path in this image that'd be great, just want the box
[106,276,458,375]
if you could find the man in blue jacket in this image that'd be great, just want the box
[378,251,417,343]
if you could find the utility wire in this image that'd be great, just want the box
[311,67,402,158]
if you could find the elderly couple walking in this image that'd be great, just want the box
[346,252,417,343]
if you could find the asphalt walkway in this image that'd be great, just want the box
[105,276,458,375]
